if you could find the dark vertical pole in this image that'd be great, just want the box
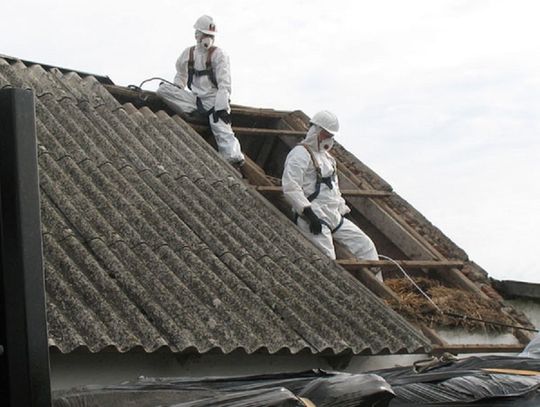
[0,88,51,407]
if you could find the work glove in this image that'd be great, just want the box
[303,206,322,235]
[213,109,231,124]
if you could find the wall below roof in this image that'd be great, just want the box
[50,351,331,390]
[437,329,521,346]
[505,299,540,329]
[50,351,429,391]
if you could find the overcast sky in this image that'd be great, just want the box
[2,0,539,283]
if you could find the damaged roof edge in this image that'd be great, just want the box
[493,279,540,301]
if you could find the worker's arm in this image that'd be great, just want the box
[212,48,232,112]
[282,147,312,214]
[174,49,190,88]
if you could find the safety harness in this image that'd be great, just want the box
[187,46,218,90]
[187,45,219,118]
[296,144,344,233]
[301,144,336,202]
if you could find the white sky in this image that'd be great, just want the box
[2,0,539,283]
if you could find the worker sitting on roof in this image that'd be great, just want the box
[157,15,245,167]
[282,110,382,281]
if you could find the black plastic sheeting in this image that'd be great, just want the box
[298,374,394,406]
[371,355,540,385]
[370,355,540,406]
[166,388,306,406]
[52,356,540,406]
[52,370,395,407]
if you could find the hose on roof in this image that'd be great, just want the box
[127,77,181,101]
[379,254,539,333]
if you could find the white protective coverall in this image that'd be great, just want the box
[282,125,380,269]
[157,37,244,164]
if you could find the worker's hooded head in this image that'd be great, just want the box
[304,110,339,152]
[194,15,217,49]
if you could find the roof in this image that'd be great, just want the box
[494,280,540,301]
[0,56,431,355]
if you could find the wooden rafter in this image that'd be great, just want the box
[189,123,305,138]
[254,185,394,197]
[337,259,464,271]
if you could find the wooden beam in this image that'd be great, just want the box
[254,185,393,197]
[189,123,305,138]
[104,84,289,117]
[337,259,464,271]
[481,368,540,376]
[229,106,287,118]
[347,267,402,302]
[348,197,437,259]
[242,157,274,186]
[340,189,393,197]
[431,344,524,355]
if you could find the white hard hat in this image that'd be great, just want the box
[194,15,217,36]
[310,110,339,135]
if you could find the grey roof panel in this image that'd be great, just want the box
[0,57,430,355]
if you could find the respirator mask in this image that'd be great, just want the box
[319,130,335,151]
[201,36,214,49]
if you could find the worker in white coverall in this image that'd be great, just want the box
[282,110,382,281]
[157,15,245,166]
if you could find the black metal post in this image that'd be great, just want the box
[0,88,51,407]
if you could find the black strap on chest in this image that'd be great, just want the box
[187,46,218,90]
[301,144,336,202]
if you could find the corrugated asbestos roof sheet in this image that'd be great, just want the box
[0,57,430,355]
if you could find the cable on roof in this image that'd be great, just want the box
[127,77,181,102]
[379,254,539,333]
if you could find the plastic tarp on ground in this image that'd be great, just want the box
[520,332,540,358]
[370,355,540,406]
[52,370,395,407]
[53,356,540,406]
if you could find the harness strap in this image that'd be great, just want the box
[195,97,215,117]
[308,177,334,202]
[206,46,218,87]
[331,216,344,233]
[187,46,195,90]
[294,213,344,234]
[301,144,335,202]
[187,46,218,90]
[301,144,321,177]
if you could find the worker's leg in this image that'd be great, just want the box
[296,218,336,259]
[209,114,245,164]
[333,218,383,281]
[193,95,245,165]
[156,83,197,113]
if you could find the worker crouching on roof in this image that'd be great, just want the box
[282,110,382,281]
[157,15,245,167]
